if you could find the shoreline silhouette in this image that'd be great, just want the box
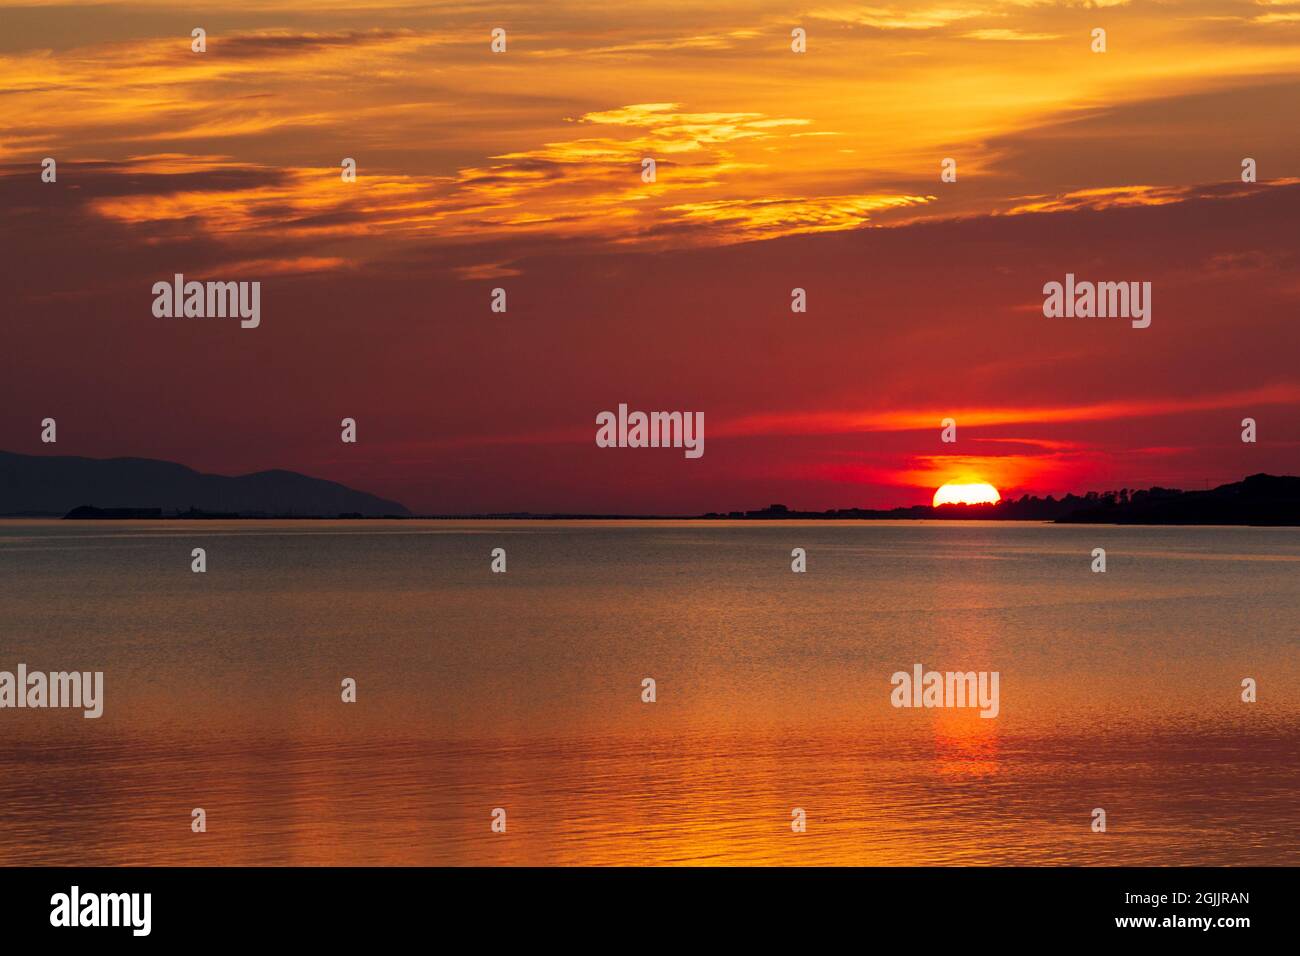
[3,450,1297,525]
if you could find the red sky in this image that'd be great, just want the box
[2,2,1298,513]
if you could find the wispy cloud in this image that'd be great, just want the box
[719,383,1300,439]
[73,100,929,248]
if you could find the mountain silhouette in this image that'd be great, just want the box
[0,450,410,517]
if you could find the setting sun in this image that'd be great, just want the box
[933,482,1002,507]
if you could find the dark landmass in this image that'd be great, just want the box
[1,450,1296,524]
[700,474,1300,525]
[65,506,164,520]
[1054,473,1300,525]
[64,506,372,520]
[441,474,1297,525]
[361,473,1300,525]
[0,450,410,518]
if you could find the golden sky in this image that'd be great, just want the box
[5,0,1298,253]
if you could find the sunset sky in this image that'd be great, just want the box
[2,0,1298,512]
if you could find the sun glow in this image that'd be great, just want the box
[933,482,1001,507]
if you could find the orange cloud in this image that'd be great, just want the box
[79,96,929,249]
[720,383,1300,439]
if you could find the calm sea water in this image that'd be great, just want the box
[0,519,1296,865]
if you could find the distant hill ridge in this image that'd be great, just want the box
[0,450,410,517]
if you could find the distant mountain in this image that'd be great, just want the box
[0,450,410,517]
